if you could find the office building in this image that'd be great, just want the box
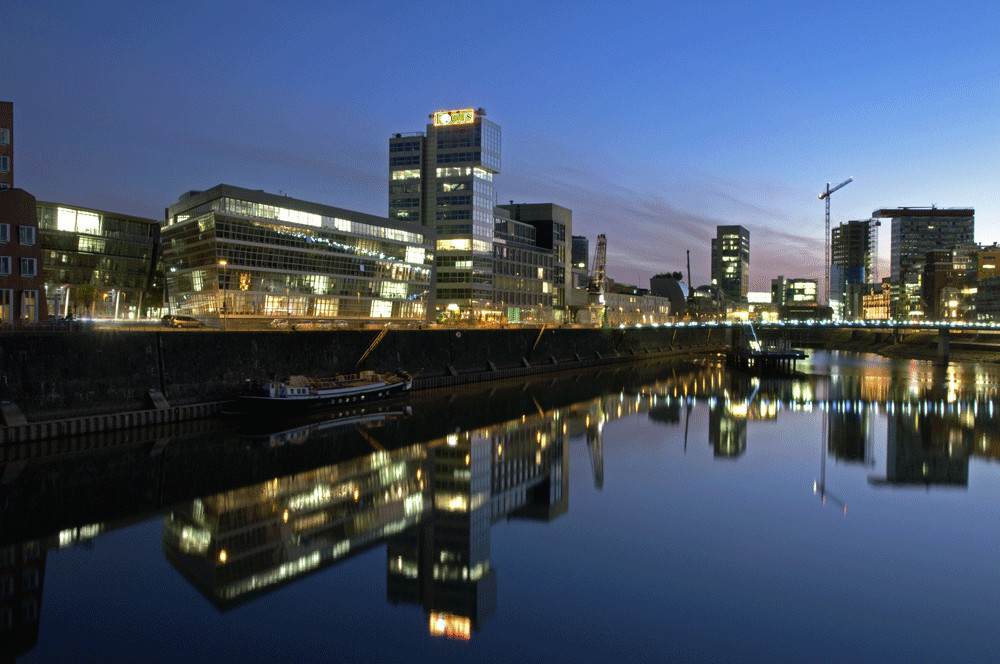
[874,207,974,319]
[711,225,749,302]
[390,109,501,317]
[162,184,433,325]
[0,102,11,190]
[494,203,571,313]
[36,202,160,318]
[492,210,553,322]
[0,189,46,323]
[831,219,878,320]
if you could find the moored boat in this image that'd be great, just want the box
[236,370,412,415]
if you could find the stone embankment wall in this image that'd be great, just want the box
[0,325,723,421]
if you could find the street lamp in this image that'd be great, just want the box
[218,259,228,331]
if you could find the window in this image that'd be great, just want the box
[21,291,37,322]
[0,156,8,172]
[0,224,7,243]
[0,290,10,323]
[0,257,8,275]
[18,226,34,245]
[19,258,36,277]
[0,128,8,145]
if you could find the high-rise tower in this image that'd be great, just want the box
[710,225,749,302]
[390,108,501,316]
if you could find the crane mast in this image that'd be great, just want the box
[818,177,853,307]
[588,234,608,326]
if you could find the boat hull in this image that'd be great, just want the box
[235,376,411,417]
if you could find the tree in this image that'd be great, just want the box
[73,283,97,315]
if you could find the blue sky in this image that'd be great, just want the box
[5,1,1000,288]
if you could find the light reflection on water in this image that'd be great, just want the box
[5,350,1000,663]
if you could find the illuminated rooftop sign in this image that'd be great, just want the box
[433,109,475,126]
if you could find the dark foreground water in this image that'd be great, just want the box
[3,351,1000,663]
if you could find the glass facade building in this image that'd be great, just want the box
[162,185,433,324]
[390,109,501,316]
[36,202,159,318]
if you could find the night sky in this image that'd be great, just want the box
[6,1,999,288]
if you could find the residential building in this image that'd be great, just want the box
[831,219,879,320]
[161,184,434,326]
[711,225,749,302]
[0,189,46,323]
[873,207,974,319]
[0,540,46,661]
[36,202,160,318]
[0,102,11,190]
[390,109,500,318]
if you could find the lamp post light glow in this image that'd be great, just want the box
[219,259,228,331]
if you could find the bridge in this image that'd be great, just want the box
[633,319,1000,364]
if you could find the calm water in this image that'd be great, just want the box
[3,351,1000,663]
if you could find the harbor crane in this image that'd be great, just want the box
[588,234,607,325]
[818,177,853,306]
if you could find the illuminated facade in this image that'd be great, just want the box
[162,185,433,325]
[390,108,500,316]
[36,202,159,318]
[874,207,974,319]
[711,225,749,302]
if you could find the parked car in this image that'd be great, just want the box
[161,315,175,327]
[270,318,290,329]
[169,315,203,328]
[292,319,334,331]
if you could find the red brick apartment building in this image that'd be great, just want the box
[0,189,47,323]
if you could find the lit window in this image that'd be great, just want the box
[0,128,9,145]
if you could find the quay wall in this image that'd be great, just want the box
[0,325,722,421]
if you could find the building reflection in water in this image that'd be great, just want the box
[9,352,1000,656]
[161,404,570,638]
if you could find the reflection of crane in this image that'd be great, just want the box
[814,377,847,515]
[818,177,853,306]
[585,401,605,489]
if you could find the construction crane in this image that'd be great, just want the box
[588,234,607,296]
[818,177,853,306]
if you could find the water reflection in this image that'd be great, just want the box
[3,351,1000,658]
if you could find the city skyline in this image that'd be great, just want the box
[5,1,1000,288]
